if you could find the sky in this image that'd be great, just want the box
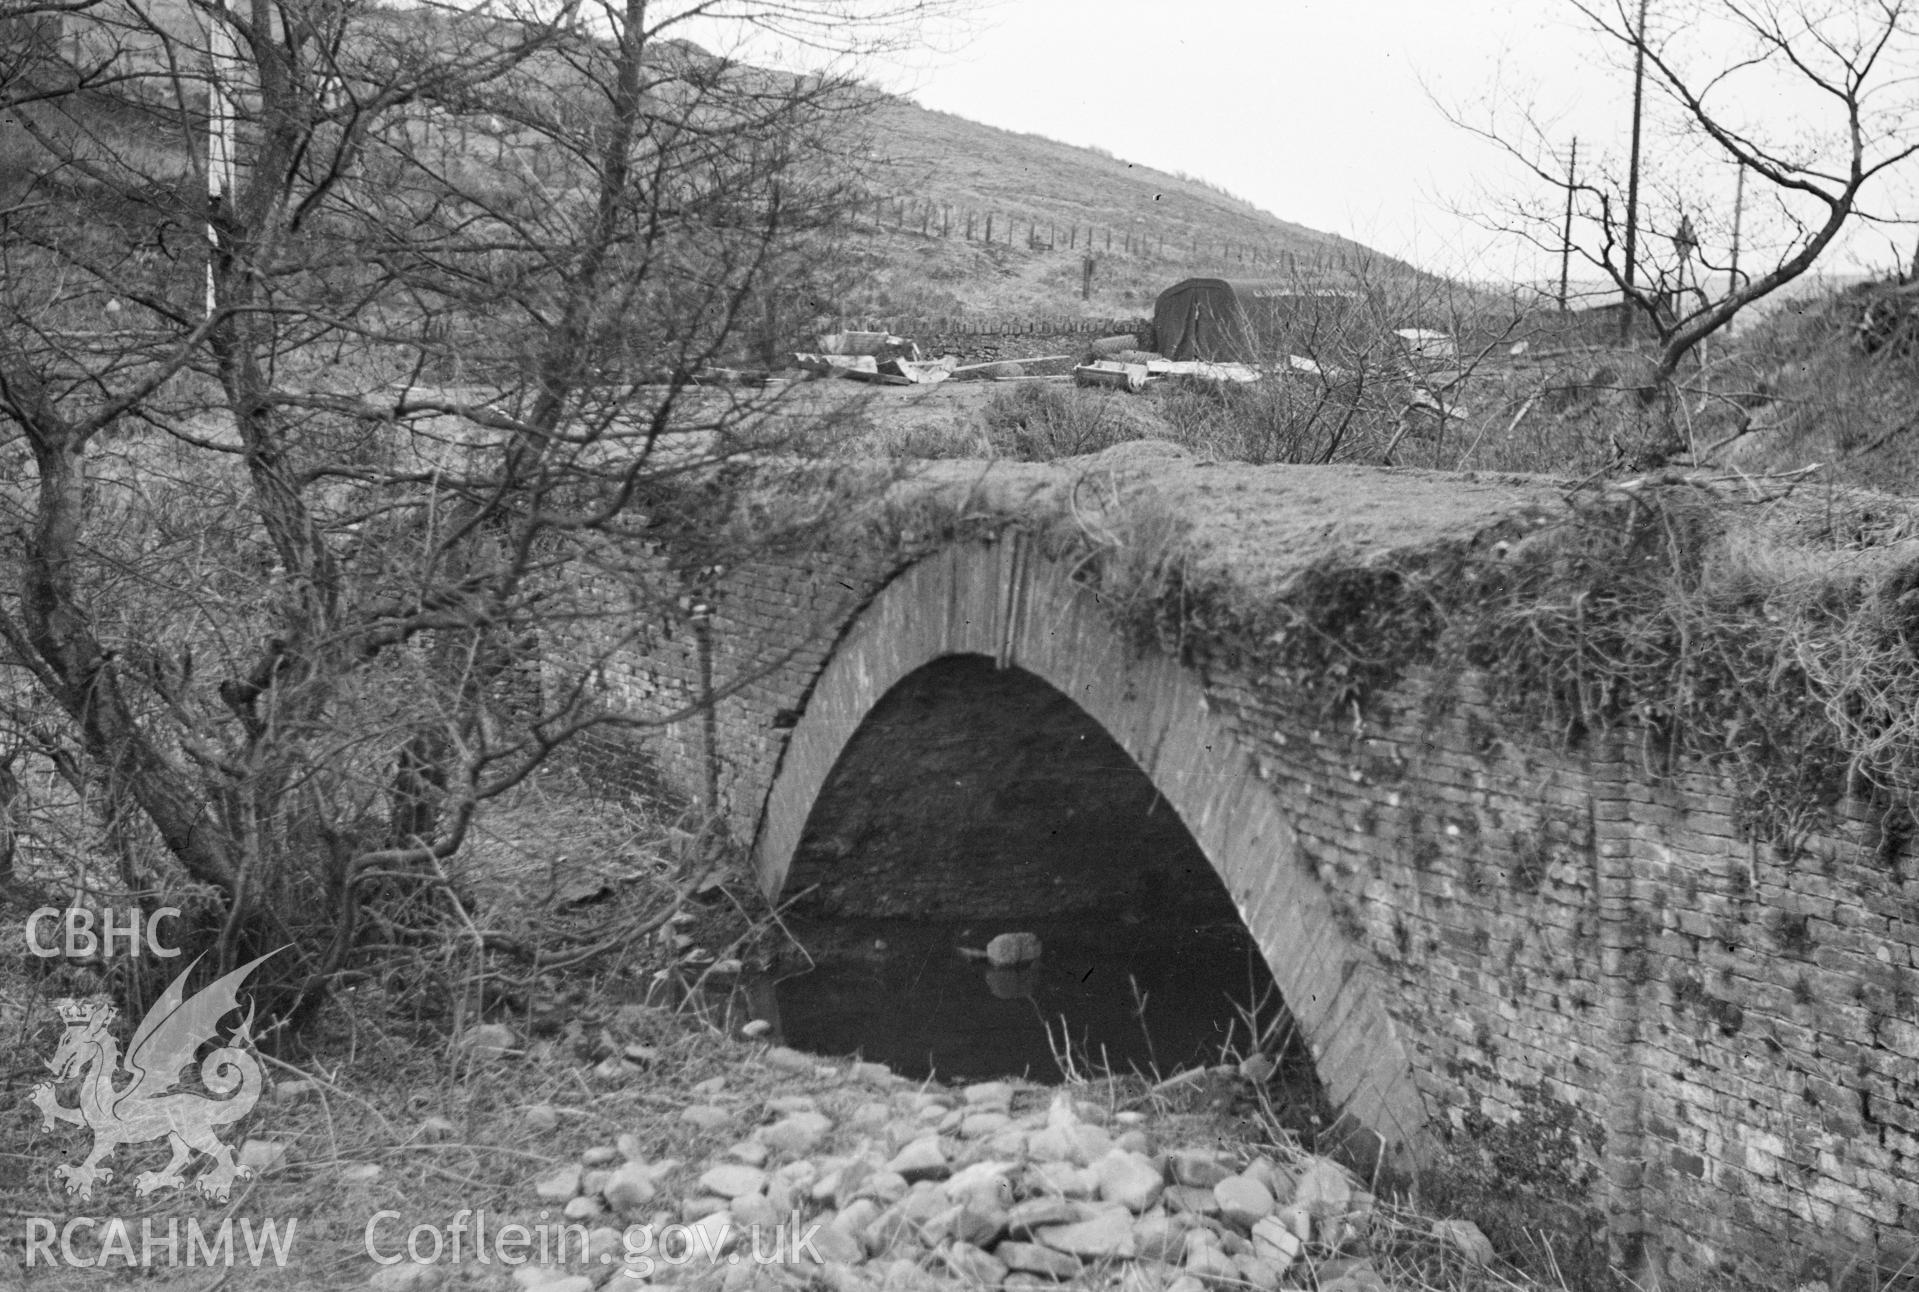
[857,0,1919,285]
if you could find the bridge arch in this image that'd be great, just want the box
[752,536,1434,1168]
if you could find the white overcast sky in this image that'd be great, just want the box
[856,0,1919,284]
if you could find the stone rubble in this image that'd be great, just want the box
[1431,1216,1495,1266]
[458,1022,519,1062]
[375,1053,1508,1289]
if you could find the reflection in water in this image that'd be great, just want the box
[761,917,1289,1084]
[983,965,1038,1000]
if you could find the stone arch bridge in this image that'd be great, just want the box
[554,455,1919,1289]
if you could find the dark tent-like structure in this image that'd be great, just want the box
[1151,278,1360,363]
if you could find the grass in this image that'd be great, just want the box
[1058,452,1919,856]
[1038,1032,1583,1292]
[3,878,1587,1292]
[5,15,1394,325]
[0,774,772,1288]
[5,982,1585,1291]
[842,277,1919,486]
[1687,287,1919,488]
[1020,958,1599,1291]
[16,15,1919,1279]
[979,382,1174,460]
[863,98,1375,277]
[815,286,1919,862]
[1,757,1599,1291]
[851,356,1624,474]
[6,985,780,1287]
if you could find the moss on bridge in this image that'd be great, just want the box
[822,448,1919,858]
[590,447,1919,1285]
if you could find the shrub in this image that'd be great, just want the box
[1702,286,1919,488]
[983,383,1165,460]
[1149,375,1396,465]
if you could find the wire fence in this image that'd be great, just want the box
[853,192,1367,278]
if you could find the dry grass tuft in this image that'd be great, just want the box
[980,383,1175,461]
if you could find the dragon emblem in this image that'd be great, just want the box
[31,951,279,1202]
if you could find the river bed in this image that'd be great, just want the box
[750,915,1295,1085]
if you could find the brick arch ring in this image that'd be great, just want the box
[751,536,1435,1171]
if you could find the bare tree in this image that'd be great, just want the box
[1446,0,1919,440]
[0,0,946,1027]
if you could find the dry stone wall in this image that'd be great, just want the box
[548,526,1919,1290]
[827,317,1154,365]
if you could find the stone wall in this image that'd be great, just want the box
[1198,669,1621,1271]
[554,548,890,824]
[828,316,1154,365]
[549,527,1919,1290]
[1250,663,1919,1287]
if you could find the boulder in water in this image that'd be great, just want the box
[986,932,1042,967]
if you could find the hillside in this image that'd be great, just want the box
[873,100,1359,267]
[1,3,1414,319]
[826,94,1411,318]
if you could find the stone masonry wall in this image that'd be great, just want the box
[1203,658,1919,1286]
[1199,670,1624,1271]
[828,316,1155,365]
[550,547,897,830]
[549,536,1919,1289]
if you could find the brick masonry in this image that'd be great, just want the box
[547,523,1919,1290]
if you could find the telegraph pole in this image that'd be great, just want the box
[206,0,236,317]
[1618,0,1651,343]
[1560,136,1578,310]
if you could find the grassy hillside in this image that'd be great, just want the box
[3,4,1413,320]
[826,95,1409,318]
[870,99,1357,265]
